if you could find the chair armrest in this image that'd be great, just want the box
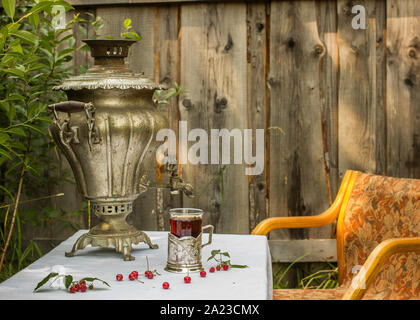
[342,237,420,300]
[251,170,356,235]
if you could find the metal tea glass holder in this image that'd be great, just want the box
[165,208,214,273]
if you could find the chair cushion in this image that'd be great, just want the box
[342,173,420,299]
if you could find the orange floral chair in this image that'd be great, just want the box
[252,170,420,300]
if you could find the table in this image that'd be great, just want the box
[0,230,272,300]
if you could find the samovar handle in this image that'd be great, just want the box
[49,101,100,150]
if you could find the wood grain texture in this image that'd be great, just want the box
[246,1,268,233]
[269,239,337,263]
[154,5,182,230]
[386,0,420,179]
[20,1,420,247]
[179,2,249,233]
[268,1,331,240]
[337,0,386,178]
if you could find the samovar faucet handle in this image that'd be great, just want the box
[166,163,194,197]
[139,164,194,197]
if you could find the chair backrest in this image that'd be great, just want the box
[337,172,420,299]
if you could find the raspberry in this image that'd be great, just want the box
[184,276,191,284]
[116,274,123,281]
[162,282,170,289]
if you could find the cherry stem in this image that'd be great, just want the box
[146,256,149,271]
[136,279,144,284]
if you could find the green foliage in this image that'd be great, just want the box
[273,256,339,290]
[34,272,110,292]
[120,18,141,41]
[154,82,185,105]
[0,0,89,283]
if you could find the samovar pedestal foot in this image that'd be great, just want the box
[64,230,158,261]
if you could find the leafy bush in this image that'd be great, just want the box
[0,0,84,279]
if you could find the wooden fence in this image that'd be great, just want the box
[24,0,420,247]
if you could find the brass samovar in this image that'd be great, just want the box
[49,39,188,261]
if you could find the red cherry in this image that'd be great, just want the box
[69,286,77,293]
[145,270,151,277]
[74,284,80,291]
[79,280,86,286]
[130,271,138,279]
[116,274,123,281]
[147,272,154,279]
[80,285,87,292]
[216,265,221,271]
[184,276,191,283]
[162,282,170,289]
[200,271,207,277]
[223,264,229,271]
[209,267,215,273]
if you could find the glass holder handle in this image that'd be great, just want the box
[201,225,214,248]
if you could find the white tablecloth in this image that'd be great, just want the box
[0,230,272,300]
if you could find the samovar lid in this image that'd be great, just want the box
[53,39,165,91]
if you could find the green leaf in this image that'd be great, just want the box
[6,68,25,79]
[64,275,73,289]
[121,31,141,41]
[6,127,26,137]
[21,124,45,135]
[34,272,59,291]
[10,141,26,151]
[79,277,110,287]
[229,264,248,269]
[2,0,15,19]
[207,249,221,261]
[7,104,16,123]
[0,133,11,144]
[28,1,53,15]
[57,48,74,58]
[29,12,40,28]
[0,148,11,160]
[10,30,37,44]
[221,252,230,258]
[123,18,132,30]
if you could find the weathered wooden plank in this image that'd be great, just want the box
[269,239,337,263]
[179,2,249,233]
[314,0,340,237]
[154,5,182,231]
[268,1,331,240]
[96,6,158,230]
[246,2,268,233]
[386,0,420,179]
[337,0,386,178]
[315,0,338,204]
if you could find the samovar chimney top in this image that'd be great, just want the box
[82,39,136,66]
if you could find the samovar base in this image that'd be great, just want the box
[65,229,158,261]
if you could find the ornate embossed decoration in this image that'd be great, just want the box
[49,39,168,261]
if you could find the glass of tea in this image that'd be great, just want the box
[169,208,213,245]
[166,208,214,273]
